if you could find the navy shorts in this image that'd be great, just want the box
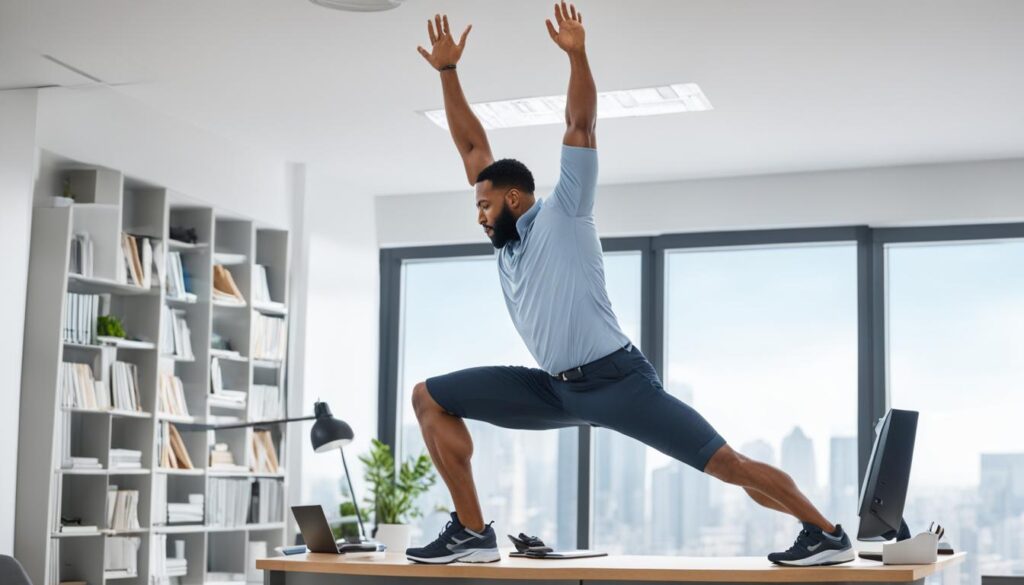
[425,345,727,472]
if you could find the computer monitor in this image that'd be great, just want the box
[857,408,919,542]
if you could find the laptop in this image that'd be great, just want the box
[291,505,384,554]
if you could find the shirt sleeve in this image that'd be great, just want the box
[549,145,598,217]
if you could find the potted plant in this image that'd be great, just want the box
[358,438,436,553]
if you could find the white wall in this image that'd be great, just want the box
[375,158,1024,247]
[35,88,291,227]
[298,166,380,516]
[0,89,38,555]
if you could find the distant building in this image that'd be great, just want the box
[781,426,817,495]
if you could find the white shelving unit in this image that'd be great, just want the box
[15,153,291,585]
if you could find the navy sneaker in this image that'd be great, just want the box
[406,512,501,564]
[768,523,856,566]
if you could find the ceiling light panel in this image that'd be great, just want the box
[423,83,712,130]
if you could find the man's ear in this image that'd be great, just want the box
[506,188,521,210]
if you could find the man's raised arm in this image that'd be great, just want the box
[418,14,494,186]
[546,2,596,149]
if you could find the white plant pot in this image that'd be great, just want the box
[375,523,411,554]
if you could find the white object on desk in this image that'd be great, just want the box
[883,532,938,565]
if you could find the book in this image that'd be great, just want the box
[252,314,287,360]
[250,430,280,474]
[159,422,194,470]
[158,373,190,417]
[213,264,246,304]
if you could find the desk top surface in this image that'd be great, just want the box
[256,550,965,582]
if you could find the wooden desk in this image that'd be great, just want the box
[257,550,965,585]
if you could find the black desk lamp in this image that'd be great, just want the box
[176,400,368,541]
[308,401,368,542]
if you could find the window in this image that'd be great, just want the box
[378,224,1024,583]
[887,239,1024,585]
[395,255,577,548]
[654,244,859,555]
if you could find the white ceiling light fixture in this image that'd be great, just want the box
[307,0,404,12]
[422,83,712,130]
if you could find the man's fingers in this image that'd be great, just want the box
[578,11,582,23]
[545,19,558,41]
[427,19,437,44]
[554,2,564,24]
[442,14,450,35]
[458,24,472,48]
[561,1,570,23]
[569,3,577,21]
[434,14,443,39]
[416,46,431,62]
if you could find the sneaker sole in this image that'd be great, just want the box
[773,547,856,567]
[406,548,501,565]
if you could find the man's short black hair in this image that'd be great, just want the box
[476,158,535,194]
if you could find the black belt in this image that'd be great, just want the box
[552,343,633,382]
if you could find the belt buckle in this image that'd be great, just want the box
[560,366,584,382]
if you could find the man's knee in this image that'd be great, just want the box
[411,381,439,420]
[704,445,748,485]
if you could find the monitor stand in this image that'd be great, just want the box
[858,519,954,561]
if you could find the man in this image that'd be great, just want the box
[407,3,855,567]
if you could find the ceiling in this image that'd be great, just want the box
[2,0,1023,195]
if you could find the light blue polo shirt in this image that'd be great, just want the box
[497,145,631,375]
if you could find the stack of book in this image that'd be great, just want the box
[249,430,280,474]
[207,478,250,527]
[159,423,194,469]
[249,478,284,524]
[65,456,103,471]
[63,292,99,345]
[104,536,141,578]
[161,306,194,359]
[118,232,154,288]
[110,361,143,412]
[165,251,196,302]
[60,522,98,534]
[109,448,142,470]
[167,495,204,524]
[106,487,142,531]
[248,384,282,421]
[69,233,94,277]
[252,315,287,360]
[151,534,188,580]
[209,443,246,472]
[165,556,188,578]
[60,362,109,410]
[213,264,245,305]
[158,372,190,418]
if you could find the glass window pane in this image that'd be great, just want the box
[396,255,577,549]
[594,243,858,556]
[887,240,1024,585]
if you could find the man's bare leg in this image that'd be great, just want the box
[705,444,835,533]
[411,381,486,532]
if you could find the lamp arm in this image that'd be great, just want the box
[341,448,369,542]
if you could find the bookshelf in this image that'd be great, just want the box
[16,153,292,585]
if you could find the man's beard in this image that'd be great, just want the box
[487,203,520,249]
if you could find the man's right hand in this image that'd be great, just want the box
[417,14,471,71]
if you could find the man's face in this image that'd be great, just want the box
[476,181,520,249]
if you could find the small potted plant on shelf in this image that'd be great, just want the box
[359,438,436,553]
[52,178,76,207]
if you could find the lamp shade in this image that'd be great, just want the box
[310,401,354,453]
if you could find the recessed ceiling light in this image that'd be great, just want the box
[308,0,404,12]
[422,83,712,130]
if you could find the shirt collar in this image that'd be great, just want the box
[514,198,542,240]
